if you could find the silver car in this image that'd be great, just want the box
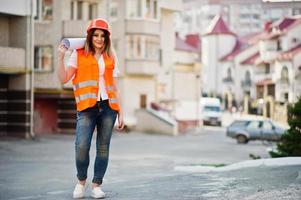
[226,119,286,144]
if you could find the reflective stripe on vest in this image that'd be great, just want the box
[75,93,97,103]
[73,80,98,90]
[109,98,118,104]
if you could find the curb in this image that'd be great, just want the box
[174,157,301,173]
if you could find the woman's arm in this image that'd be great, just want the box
[114,77,124,131]
[57,44,77,84]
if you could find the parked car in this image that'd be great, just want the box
[200,97,222,126]
[226,119,286,144]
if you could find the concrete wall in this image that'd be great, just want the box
[136,109,177,136]
[122,77,156,125]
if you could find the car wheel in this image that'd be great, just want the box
[237,135,248,144]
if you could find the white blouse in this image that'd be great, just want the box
[67,50,119,101]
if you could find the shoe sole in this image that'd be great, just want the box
[91,194,105,199]
[73,194,84,199]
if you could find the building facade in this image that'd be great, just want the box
[0,0,35,138]
[0,0,182,136]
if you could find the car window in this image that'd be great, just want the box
[203,106,221,112]
[262,121,273,130]
[247,121,260,129]
[230,121,248,127]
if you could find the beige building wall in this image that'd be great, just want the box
[0,0,34,137]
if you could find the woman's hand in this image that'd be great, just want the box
[116,112,124,131]
[58,43,67,59]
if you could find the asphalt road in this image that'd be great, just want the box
[0,127,300,199]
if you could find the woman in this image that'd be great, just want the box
[57,18,124,199]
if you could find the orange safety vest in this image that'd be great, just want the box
[72,49,120,112]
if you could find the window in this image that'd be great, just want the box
[265,63,270,74]
[145,0,158,19]
[262,121,273,130]
[127,0,142,18]
[77,1,83,20]
[247,121,260,129]
[245,71,251,86]
[34,46,53,72]
[110,2,118,20]
[284,93,288,101]
[277,40,282,51]
[71,1,74,19]
[71,0,98,20]
[281,66,289,82]
[127,0,159,19]
[35,0,53,21]
[89,3,97,20]
[126,35,160,60]
[227,68,232,78]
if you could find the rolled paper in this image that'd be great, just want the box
[61,38,86,50]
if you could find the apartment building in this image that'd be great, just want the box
[32,0,181,134]
[176,0,301,37]
[0,0,34,138]
[33,0,110,134]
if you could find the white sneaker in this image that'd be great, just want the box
[91,186,105,199]
[73,183,85,199]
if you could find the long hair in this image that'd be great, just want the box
[84,28,113,58]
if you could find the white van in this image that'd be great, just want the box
[200,97,222,126]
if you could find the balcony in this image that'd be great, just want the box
[125,19,160,36]
[0,46,26,74]
[125,59,160,76]
[63,20,90,37]
[223,77,234,84]
[160,0,182,11]
[254,73,272,82]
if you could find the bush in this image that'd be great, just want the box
[270,97,301,157]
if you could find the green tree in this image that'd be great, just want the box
[270,97,301,157]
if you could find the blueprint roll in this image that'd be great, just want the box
[61,38,86,50]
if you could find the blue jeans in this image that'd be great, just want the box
[75,100,117,185]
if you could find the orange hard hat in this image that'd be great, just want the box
[86,18,110,35]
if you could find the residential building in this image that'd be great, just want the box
[33,0,110,134]
[201,15,237,98]
[215,15,301,123]
[0,0,34,137]
[173,33,201,132]
[0,0,183,138]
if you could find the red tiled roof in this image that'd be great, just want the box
[204,15,236,36]
[240,32,263,45]
[260,17,301,40]
[220,40,245,62]
[175,33,199,52]
[276,17,297,31]
[241,52,260,65]
[185,34,201,50]
[277,44,301,61]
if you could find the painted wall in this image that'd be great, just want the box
[202,34,236,95]
[122,77,156,126]
[34,99,58,134]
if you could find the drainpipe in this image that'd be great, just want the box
[29,0,35,139]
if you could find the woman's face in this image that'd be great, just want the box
[92,29,106,50]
